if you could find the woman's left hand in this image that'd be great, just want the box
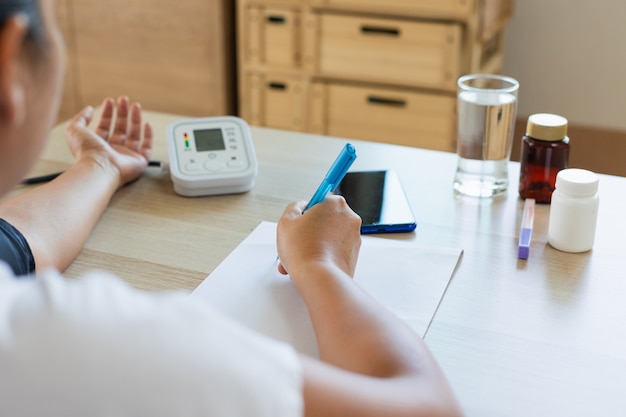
[65,96,154,188]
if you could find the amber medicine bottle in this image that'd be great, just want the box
[518,113,570,203]
[548,168,599,253]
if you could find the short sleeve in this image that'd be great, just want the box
[0,218,35,276]
[0,270,303,417]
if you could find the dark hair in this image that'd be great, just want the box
[0,0,44,45]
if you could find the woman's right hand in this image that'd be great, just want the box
[276,196,362,281]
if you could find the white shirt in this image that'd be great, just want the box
[0,264,303,417]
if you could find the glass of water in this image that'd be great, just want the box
[453,74,519,198]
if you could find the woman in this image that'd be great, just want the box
[0,1,461,416]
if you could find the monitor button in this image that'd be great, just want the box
[204,160,224,172]
[185,162,202,172]
[227,158,244,169]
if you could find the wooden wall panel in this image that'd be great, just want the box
[57,0,235,119]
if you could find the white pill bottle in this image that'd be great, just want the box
[548,168,599,252]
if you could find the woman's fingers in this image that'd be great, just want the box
[110,96,130,145]
[94,98,115,140]
[125,103,143,150]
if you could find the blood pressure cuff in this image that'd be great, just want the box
[0,218,35,276]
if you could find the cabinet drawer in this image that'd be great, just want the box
[318,14,461,91]
[244,6,301,68]
[242,72,308,131]
[312,83,456,151]
[314,0,473,17]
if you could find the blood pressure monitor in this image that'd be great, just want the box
[167,116,258,197]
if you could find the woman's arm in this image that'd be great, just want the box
[0,96,153,271]
[277,197,462,417]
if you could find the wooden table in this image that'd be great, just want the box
[21,111,626,416]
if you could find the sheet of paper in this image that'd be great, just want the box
[191,221,462,357]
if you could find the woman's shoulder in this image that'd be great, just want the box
[0,267,303,417]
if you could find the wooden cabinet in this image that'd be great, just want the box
[317,14,461,90]
[311,83,457,149]
[237,0,514,152]
[55,0,236,123]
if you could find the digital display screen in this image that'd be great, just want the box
[335,170,416,234]
[194,128,226,152]
[336,171,386,224]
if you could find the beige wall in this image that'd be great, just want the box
[503,0,626,131]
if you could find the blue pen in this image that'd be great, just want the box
[277,143,357,262]
[304,143,357,212]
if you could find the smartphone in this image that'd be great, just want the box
[334,170,417,234]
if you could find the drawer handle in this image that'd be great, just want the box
[267,15,286,24]
[268,82,287,91]
[367,96,406,108]
[361,25,400,37]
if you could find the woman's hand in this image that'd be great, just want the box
[276,195,362,280]
[65,96,154,188]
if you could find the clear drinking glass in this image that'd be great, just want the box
[453,74,519,198]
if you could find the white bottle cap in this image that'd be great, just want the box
[555,168,599,197]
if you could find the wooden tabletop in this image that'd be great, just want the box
[19,111,626,416]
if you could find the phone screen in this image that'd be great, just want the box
[334,170,416,234]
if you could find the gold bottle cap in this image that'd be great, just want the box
[526,113,568,141]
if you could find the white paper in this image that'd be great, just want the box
[191,221,462,357]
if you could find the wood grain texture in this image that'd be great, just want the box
[313,0,475,19]
[59,0,235,117]
[237,0,512,152]
[319,82,456,150]
[55,0,79,122]
[16,111,626,416]
[318,14,461,91]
